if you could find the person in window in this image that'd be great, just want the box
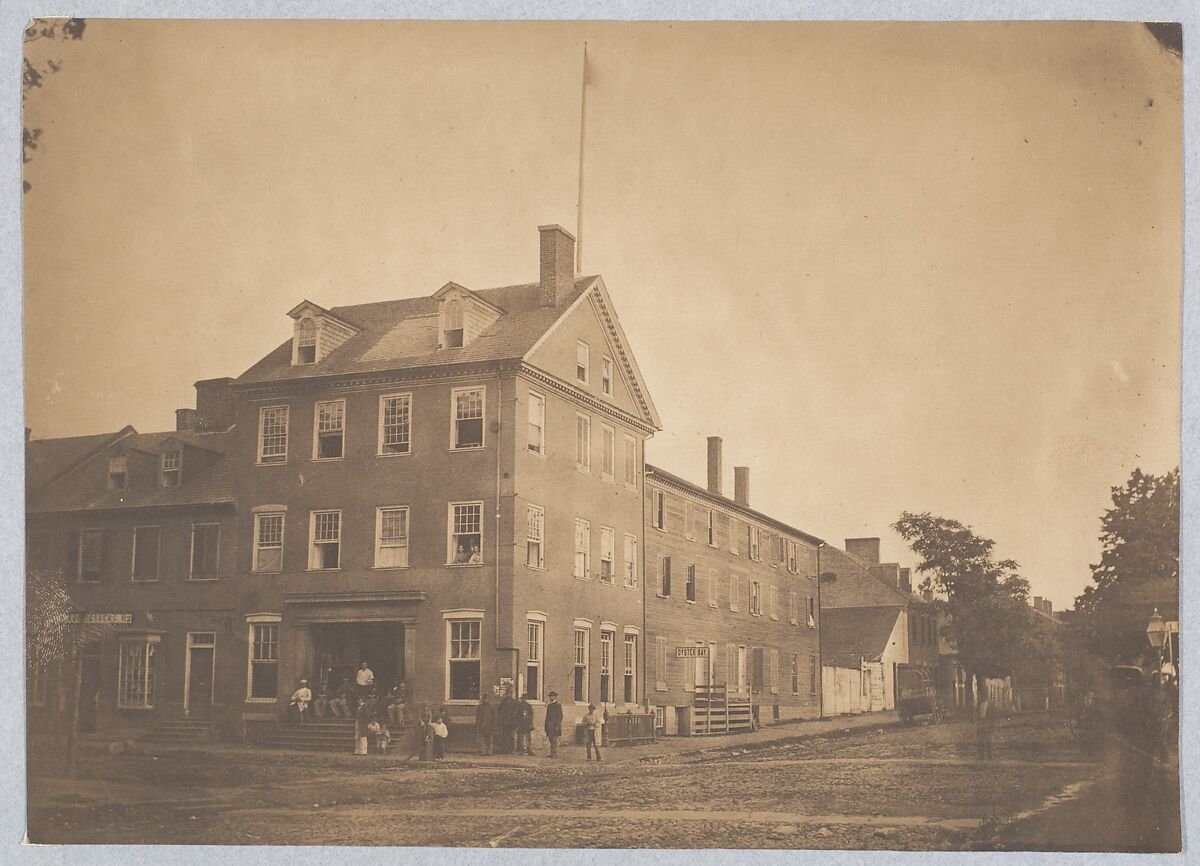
[468,544,482,564]
[515,694,535,756]
[544,690,563,758]
[289,679,312,725]
[454,544,470,564]
[583,703,604,762]
[475,693,495,756]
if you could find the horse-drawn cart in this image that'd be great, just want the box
[896,665,945,725]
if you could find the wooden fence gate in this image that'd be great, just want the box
[692,683,754,734]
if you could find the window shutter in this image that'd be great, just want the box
[752,648,764,691]
[770,650,779,694]
[655,637,667,691]
[726,643,737,690]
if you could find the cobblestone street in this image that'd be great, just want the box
[28,711,1165,851]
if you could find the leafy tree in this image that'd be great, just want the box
[893,511,1032,702]
[1075,468,1179,664]
[23,17,87,192]
[26,565,76,676]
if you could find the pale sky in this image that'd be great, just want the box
[22,20,1182,609]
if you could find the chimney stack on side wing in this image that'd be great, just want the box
[733,466,750,507]
[845,537,881,565]
[707,437,723,495]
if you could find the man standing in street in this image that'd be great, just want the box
[475,693,496,756]
[496,688,517,755]
[544,690,563,758]
[583,702,604,762]
[516,693,535,756]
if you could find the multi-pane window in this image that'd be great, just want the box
[448,620,482,701]
[449,503,483,564]
[770,585,780,620]
[601,425,616,481]
[623,634,637,704]
[452,387,485,449]
[442,299,464,348]
[623,534,638,588]
[574,519,590,579]
[295,317,317,364]
[791,653,800,695]
[249,622,279,699]
[253,512,284,572]
[118,639,158,708]
[526,505,545,569]
[601,356,614,396]
[707,510,716,546]
[599,527,615,584]
[258,406,289,464]
[376,507,409,568]
[575,414,591,472]
[749,526,761,561]
[807,596,817,628]
[599,630,614,703]
[108,456,127,491]
[789,591,799,625]
[576,340,589,383]
[787,540,798,573]
[309,511,341,570]
[190,523,220,579]
[652,490,665,530]
[379,394,412,455]
[525,620,544,701]
[161,450,181,487]
[527,392,545,455]
[658,555,672,597]
[573,627,590,703]
[314,400,345,459]
[686,564,697,603]
[131,526,160,582]
[729,574,740,611]
[749,580,762,616]
[623,435,637,487]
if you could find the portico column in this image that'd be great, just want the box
[403,624,417,694]
[293,624,314,684]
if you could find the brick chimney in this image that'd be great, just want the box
[899,567,912,593]
[539,224,576,307]
[195,377,235,431]
[707,437,723,495]
[176,408,199,432]
[1033,596,1043,612]
[1043,599,1053,616]
[733,466,750,507]
[845,537,881,564]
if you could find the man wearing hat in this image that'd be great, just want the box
[290,678,312,725]
[582,702,604,762]
[544,690,564,758]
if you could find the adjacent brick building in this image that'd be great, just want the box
[644,438,824,734]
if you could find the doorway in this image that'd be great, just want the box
[312,622,405,697]
[78,644,100,733]
[185,632,216,716]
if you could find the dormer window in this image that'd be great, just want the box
[108,455,128,491]
[295,317,317,365]
[442,300,464,349]
[161,449,181,487]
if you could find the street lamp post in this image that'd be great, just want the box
[1146,608,1168,670]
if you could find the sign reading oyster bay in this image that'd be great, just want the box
[64,613,133,624]
[676,646,709,658]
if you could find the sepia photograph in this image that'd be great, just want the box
[18,13,1185,856]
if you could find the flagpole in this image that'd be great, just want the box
[576,42,588,274]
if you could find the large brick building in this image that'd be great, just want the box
[26,225,665,738]
[644,437,824,734]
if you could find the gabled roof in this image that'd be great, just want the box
[287,299,363,331]
[821,605,903,667]
[432,282,507,316]
[25,427,136,493]
[239,279,593,385]
[645,463,823,546]
[27,429,235,514]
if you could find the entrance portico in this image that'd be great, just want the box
[281,590,424,702]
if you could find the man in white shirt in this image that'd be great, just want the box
[356,662,375,700]
[290,679,312,724]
